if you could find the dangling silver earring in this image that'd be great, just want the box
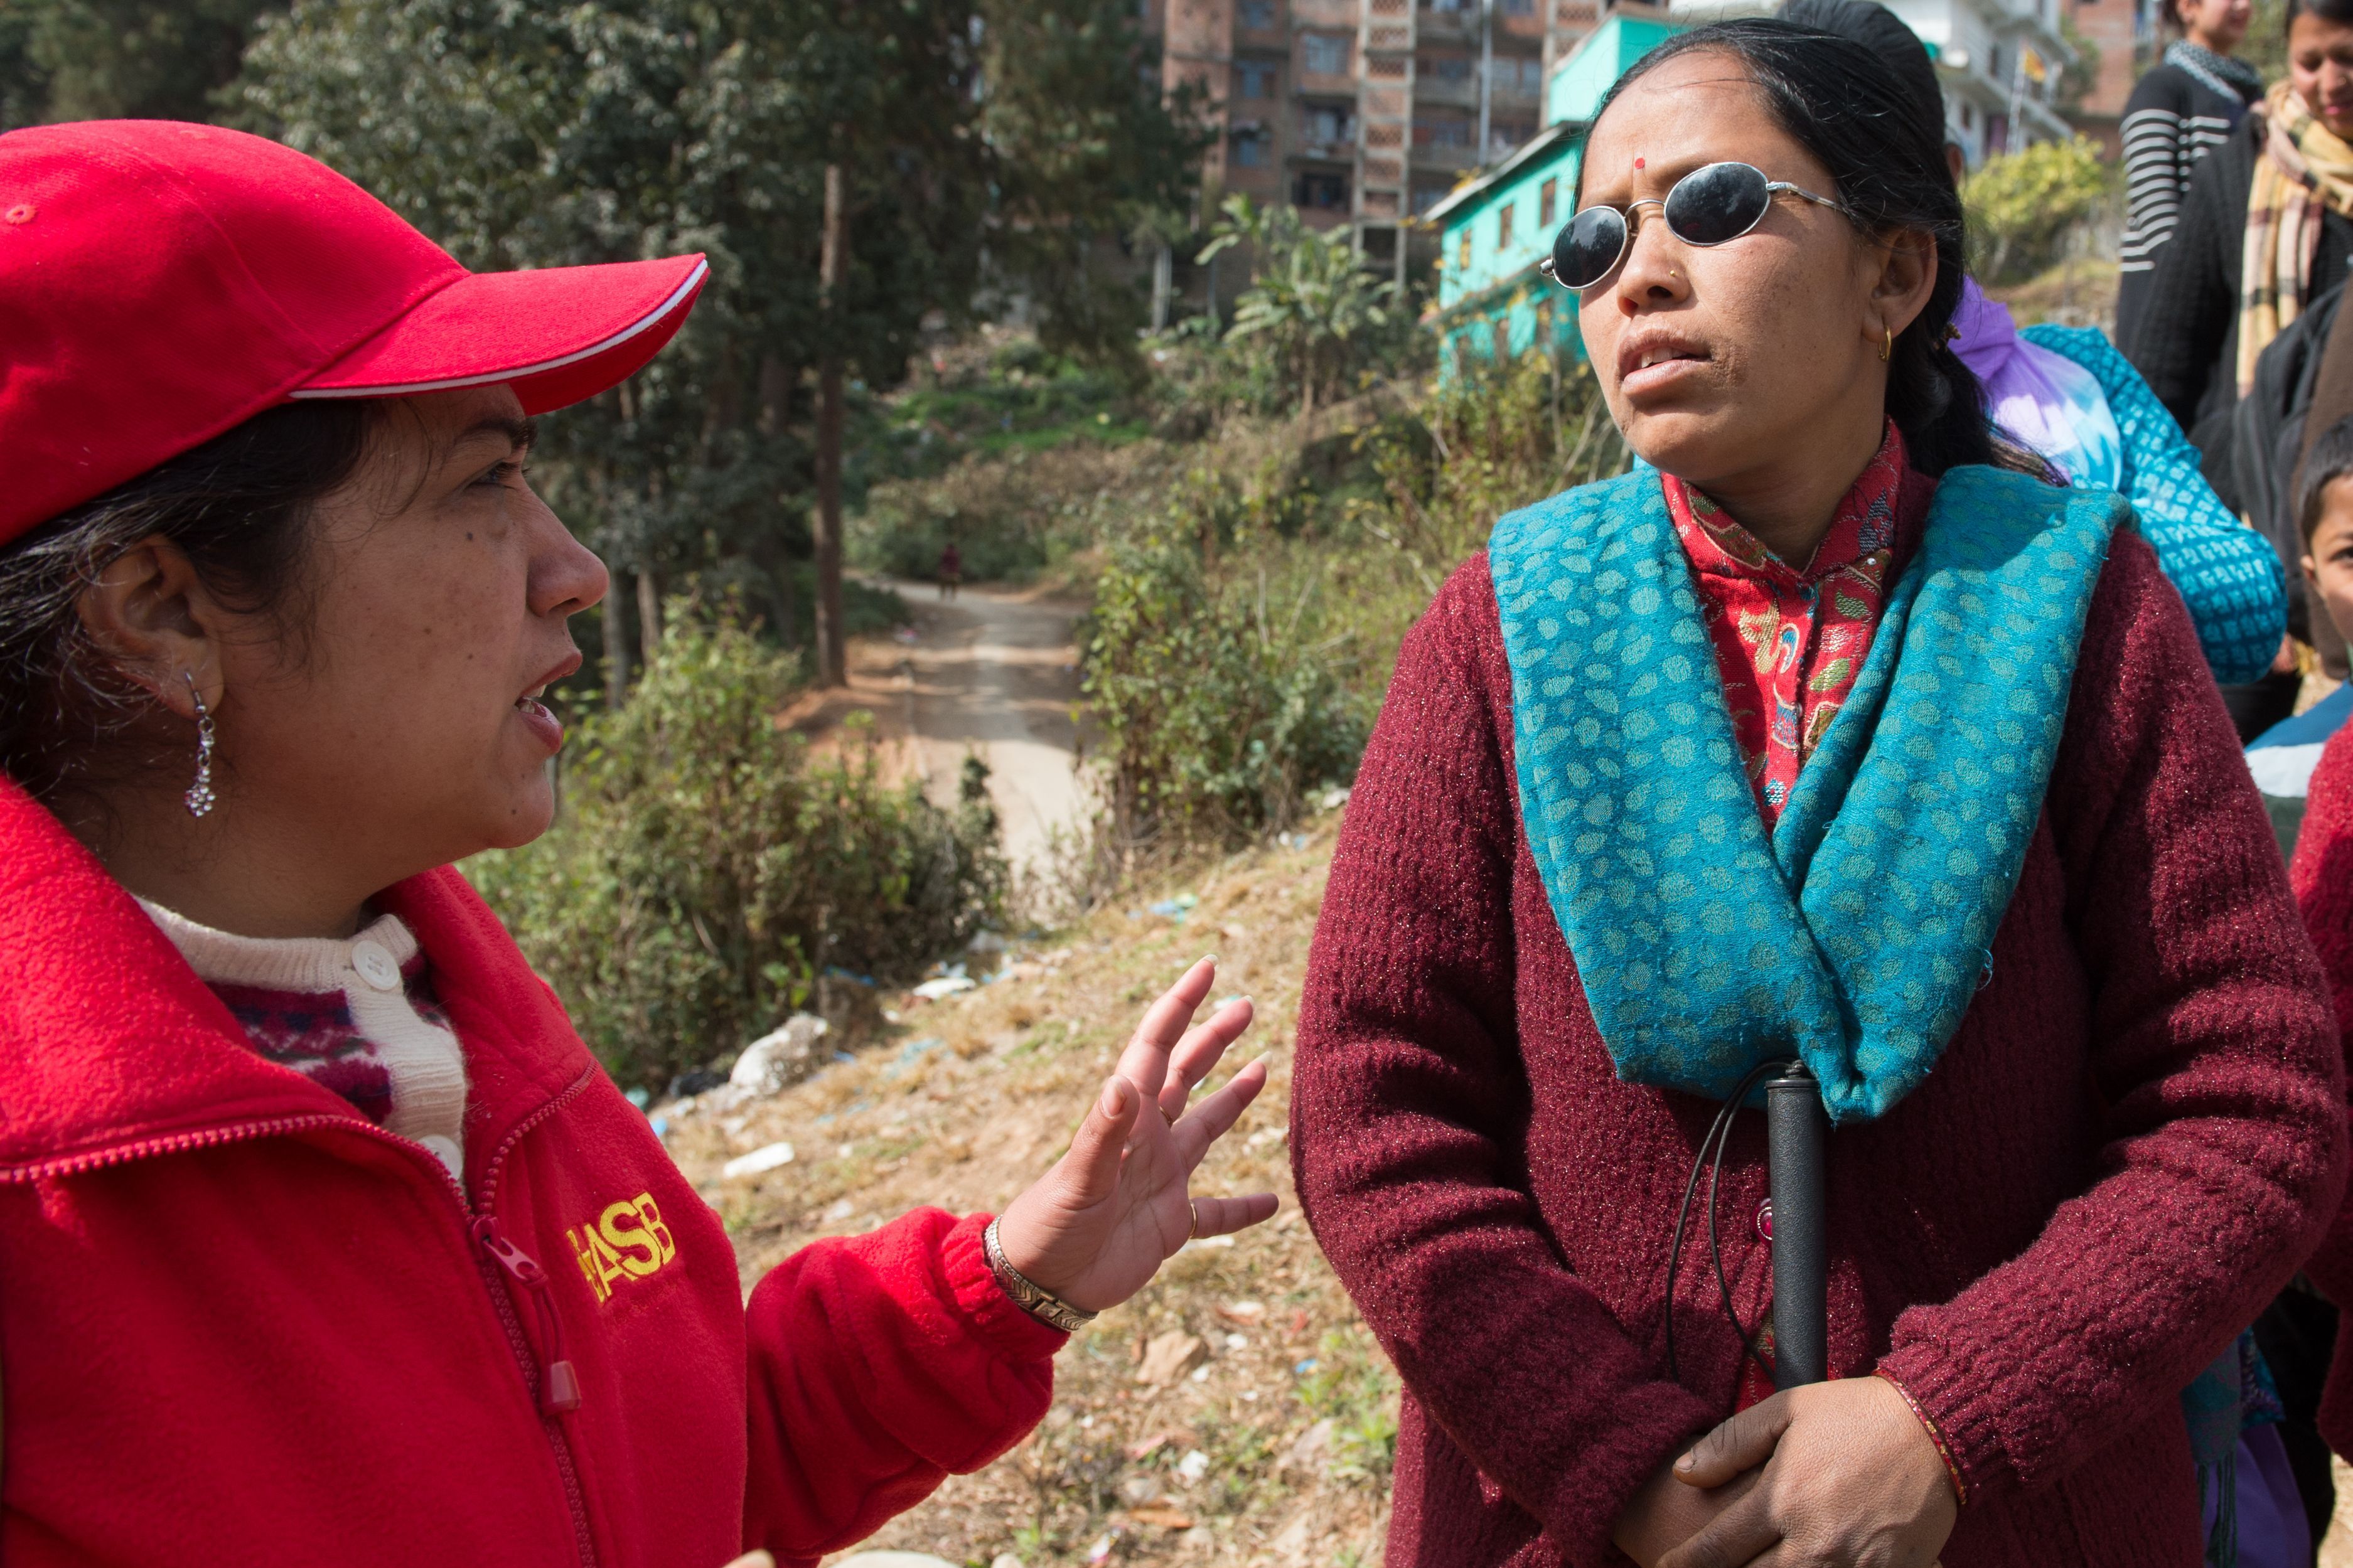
[183,674,217,818]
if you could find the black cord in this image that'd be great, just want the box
[1661,1057,1787,1387]
[1706,1106,1771,1384]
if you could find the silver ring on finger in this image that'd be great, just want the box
[1188,1199,1201,1241]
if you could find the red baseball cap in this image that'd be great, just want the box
[0,120,709,548]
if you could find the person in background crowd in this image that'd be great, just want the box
[2255,415,2353,852]
[2133,0,2353,456]
[2118,0,2265,351]
[938,538,962,600]
[0,119,1278,1567]
[1292,18,2345,1568]
[2283,413,2353,1560]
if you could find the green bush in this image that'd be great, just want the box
[1963,137,2118,284]
[850,440,1166,584]
[1081,500,1368,855]
[1193,195,1430,419]
[468,606,1005,1089]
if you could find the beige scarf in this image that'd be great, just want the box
[2239,82,2353,396]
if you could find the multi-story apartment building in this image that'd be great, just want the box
[1873,0,2077,163]
[1148,0,1607,284]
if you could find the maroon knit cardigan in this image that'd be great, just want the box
[1291,530,2347,1568]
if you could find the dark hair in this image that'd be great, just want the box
[1777,0,1947,152]
[2284,0,2353,40]
[1582,18,2013,477]
[0,401,377,804]
[2297,413,2353,543]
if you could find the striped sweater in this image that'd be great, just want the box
[2119,46,2263,354]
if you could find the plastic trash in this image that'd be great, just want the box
[910,976,975,1000]
[667,1069,724,1100]
[730,1015,830,1097]
[1176,1449,1210,1485]
[720,1141,795,1180]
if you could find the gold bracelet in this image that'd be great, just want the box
[983,1217,1097,1334]
[1876,1372,1968,1508]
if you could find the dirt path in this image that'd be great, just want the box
[785,577,1088,876]
[889,576,1088,872]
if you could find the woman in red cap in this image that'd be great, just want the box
[0,120,1275,1567]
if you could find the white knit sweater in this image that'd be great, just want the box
[139,900,471,1180]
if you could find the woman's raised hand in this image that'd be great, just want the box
[1651,1377,1958,1568]
[993,956,1277,1315]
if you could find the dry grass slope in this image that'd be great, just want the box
[657,811,1393,1568]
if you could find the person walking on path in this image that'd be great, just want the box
[938,538,962,600]
[2132,0,2353,452]
[0,119,1278,1568]
[2118,0,2266,352]
[1291,21,2345,1568]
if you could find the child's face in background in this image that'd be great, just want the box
[2303,476,2353,649]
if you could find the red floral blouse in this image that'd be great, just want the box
[1662,422,1936,826]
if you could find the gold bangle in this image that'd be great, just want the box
[983,1217,1096,1334]
[1876,1372,1968,1508]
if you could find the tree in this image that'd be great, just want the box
[1,0,281,130]
[975,0,1211,367]
[1199,195,1408,417]
[236,0,1195,690]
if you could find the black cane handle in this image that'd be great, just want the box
[1766,1060,1828,1389]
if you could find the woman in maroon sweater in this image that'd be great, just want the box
[1293,21,2347,1568]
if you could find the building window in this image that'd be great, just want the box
[1493,319,1513,360]
[1416,115,1472,147]
[1489,119,1535,154]
[1539,176,1557,227]
[1421,53,1474,82]
[1425,0,1475,12]
[1303,33,1351,75]
[1412,183,1452,215]
[1295,171,1350,209]
[1959,100,1975,131]
[1509,56,1543,93]
[1236,61,1277,98]
[1232,131,1268,168]
[1498,201,1515,250]
[1501,0,1535,12]
[1459,230,1474,272]
[1304,104,1356,145]
[1240,0,1276,27]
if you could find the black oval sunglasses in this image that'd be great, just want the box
[1538,161,1854,292]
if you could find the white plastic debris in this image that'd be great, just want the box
[1175,1449,1210,1485]
[910,976,975,1000]
[729,1013,830,1096]
[720,1141,795,1180]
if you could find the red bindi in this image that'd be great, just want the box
[1634,156,1646,169]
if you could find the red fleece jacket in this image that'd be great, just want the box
[1291,531,2346,1568]
[0,779,1063,1568]
[2289,725,2353,1456]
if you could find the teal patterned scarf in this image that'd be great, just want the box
[1489,465,2128,1122]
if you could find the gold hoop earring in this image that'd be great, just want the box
[1879,328,1892,363]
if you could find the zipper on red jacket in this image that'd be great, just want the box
[469,1070,601,1568]
[5,1069,606,1568]
[474,1217,582,1414]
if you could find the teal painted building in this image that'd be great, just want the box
[1425,13,1685,375]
